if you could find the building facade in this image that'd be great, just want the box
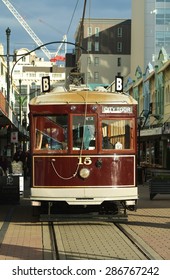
[12,48,65,124]
[0,47,65,157]
[131,0,170,79]
[75,18,131,88]
[127,48,170,169]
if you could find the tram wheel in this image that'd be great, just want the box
[99,202,118,215]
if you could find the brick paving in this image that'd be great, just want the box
[126,184,170,260]
[0,199,43,260]
[0,179,169,260]
[55,221,148,260]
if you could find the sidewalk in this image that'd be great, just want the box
[126,183,170,259]
[0,178,43,260]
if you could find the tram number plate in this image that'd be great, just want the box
[78,157,92,165]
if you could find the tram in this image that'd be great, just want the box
[29,85,138,218]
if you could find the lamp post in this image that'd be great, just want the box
[137,116,144,166]
[19,79,22,124]
[6,27,11,104]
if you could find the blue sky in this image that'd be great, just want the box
[0,0,131,59]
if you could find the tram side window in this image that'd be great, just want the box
[102,119,133,150]
[34,115,68,151]
[72,115,96,150]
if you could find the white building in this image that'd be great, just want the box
[11,48,65,124]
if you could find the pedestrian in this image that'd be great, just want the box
[13,147,26,177]
[0,165,5,176]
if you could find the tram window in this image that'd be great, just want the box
[102,119,133,150]
[72,115,96,150]
[34,115,68,151]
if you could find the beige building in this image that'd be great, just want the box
[128,48,170,169]
[75,18,131,88]
[130,0,145,79]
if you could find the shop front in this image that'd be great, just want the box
[139,126,165,169]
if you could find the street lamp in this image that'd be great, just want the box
[6,27,11,104]
[137,116,144,166]
[19,79,22,124]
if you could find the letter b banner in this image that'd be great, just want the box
[115,76,123,92]
[42,76,50,92]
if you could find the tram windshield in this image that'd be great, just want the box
[72,115,96,150]
[35,115,68,150]
[33,114,134,152]
[102,119,134,150]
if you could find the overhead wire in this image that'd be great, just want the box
[66,0,80,36]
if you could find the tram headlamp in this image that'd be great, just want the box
[71,105,76,111]
[79,168,90,179]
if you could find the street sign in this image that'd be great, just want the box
[11,131,18,143]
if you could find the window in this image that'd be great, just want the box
[21,56,26,62]
[117,27,122,37]
[17,84,27,95]
[94,57,99,66]
[95,42,99,51]
[95,27,100,37]
[102,119,134,150]
[87,71,91,81]
[94,72,99,82]
[28,72,36,78]
[35,115,68,152]
[72,115,96,150]
[87,27,92,36]
[117,57,121,67]
[87,57,91,64]
[117,42,122,52]
[87,41,92,51]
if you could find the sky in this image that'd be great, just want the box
[0,0,131,60]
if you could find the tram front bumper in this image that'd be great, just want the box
[31,186,138,205]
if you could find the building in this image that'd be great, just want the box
[127,48,170,169]
[131,0,170,79]
[74,18,131,88]
[0,46,65,157]
[0,43,20,157]
[128,0,170,170]
[12,48,65,125]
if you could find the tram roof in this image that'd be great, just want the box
[29,90,138,106]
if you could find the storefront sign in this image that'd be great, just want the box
[140,127,162,136]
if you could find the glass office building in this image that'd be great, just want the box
[131,0,170,76]
[145,0,170,64]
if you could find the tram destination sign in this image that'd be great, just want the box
[102,106,132,113]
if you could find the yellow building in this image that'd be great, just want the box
[128,49,170,169]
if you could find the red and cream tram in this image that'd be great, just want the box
[29,86,138,217]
